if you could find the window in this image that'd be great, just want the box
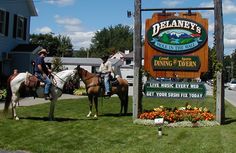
[13,14,27,40]
[0,9,9,36]
[16,16,24,38]
[126,59,131,65]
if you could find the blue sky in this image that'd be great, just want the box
[30,0,236,55]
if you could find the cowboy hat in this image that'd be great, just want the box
[38,48,48,55]
[101,55,109,60]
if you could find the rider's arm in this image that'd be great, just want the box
[107,61,112,73]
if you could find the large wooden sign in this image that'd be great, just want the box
[144,12,208,78]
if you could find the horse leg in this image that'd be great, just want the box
[87,95,93,117]
[93,96,98,118]
[118,94,124,115]
[11,94,19,120]
[48,99,56,121]
[124,89,129,115]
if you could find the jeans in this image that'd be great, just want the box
[35,72,52,94]
[103,73,110,93]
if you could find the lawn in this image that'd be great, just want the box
[0,96,236,153]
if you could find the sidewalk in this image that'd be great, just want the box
[0,94,84,110]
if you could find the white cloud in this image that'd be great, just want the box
[67,31,95,49]
[224,24,236,52]
[53,15,94,49]
[54,15,81,26]
[200,1,213,7]
[224,24,236,39]
[54,15,82,31]
[44,0,75,6]
[35,26,52,34]
[223,0,236,14]
[162,0,185,7]
[200,0,236,14]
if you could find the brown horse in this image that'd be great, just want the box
[76,65,129,118]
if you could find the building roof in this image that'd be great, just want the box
[45,57,103,67]
[45,57,124,67]
[27,0,38,16]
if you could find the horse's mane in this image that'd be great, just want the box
[54,70,75,77]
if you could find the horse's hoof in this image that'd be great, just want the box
[87,112,92,117]
[15,116,20,120]
[94,114,98,118]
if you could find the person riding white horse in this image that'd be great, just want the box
[34,48,52,100]
[4,68,79,120]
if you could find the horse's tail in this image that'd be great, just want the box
[4,78,12,113]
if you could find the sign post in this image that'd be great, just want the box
[214,0,225,124]
[133,0,142,120]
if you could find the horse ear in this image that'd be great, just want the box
[76,65,80,70]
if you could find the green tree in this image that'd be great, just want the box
[52,57,64,72]
[57,35,73,57]
[73,47,89,57]
[90,24,133,57]
[30,33,73,57]
[232,49,236,79]
[201,47,214,81]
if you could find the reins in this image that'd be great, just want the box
[51,72,67,84]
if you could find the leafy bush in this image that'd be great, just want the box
[73,88,87,96]
[0,89,7,101]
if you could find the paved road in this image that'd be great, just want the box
[225,88,236,107]
[205,83,236,107]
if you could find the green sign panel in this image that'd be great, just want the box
[144,81,206,99]
[146,18,208,54]
[152,55,200,71]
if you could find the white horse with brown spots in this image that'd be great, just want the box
[4,69,78,121]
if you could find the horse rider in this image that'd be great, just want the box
[98,55,113,96]
[34,48,52,100]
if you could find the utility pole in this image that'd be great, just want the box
[133,0,142,120]
[214,0,225,124]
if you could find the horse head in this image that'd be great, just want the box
[75,65,86,80]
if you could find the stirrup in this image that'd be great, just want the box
[44,94,52,100]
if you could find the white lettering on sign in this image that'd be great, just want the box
[190,84,199,88]
[161,83,174,88]
[180,93,188,98]
[155,92,168,97]
[189,93,203,98]
[149,83,160,88]
[152,19,202,37]
[146,92,154,96]
[168,93,180,98]
[175,84,190,88]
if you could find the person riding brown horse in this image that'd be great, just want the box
[98,55,113,96]
[76,65,129,118]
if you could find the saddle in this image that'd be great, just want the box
[25,72,40,88]
[98,75,119,87]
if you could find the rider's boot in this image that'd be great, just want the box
[44,93,52,100]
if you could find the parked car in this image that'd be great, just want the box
[228,79,236,90]
[206,79,214,86]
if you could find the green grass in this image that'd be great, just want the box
[0,96,236,153]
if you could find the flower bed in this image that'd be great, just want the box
[139,104,215,123]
